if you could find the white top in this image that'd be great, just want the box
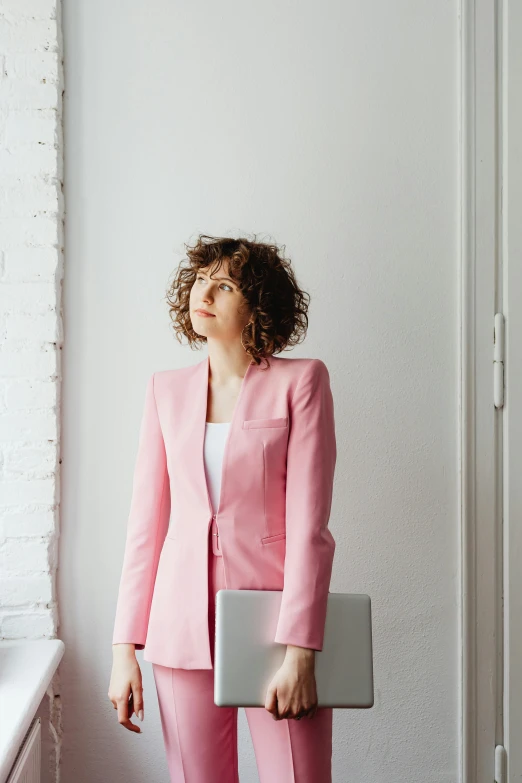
[204,422,231,514]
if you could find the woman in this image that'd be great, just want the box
[108,235,337,782]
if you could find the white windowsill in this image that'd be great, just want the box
[0,640,65,783]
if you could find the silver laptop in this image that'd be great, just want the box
[214,590,374,709]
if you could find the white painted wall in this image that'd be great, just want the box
[61,1,459,781]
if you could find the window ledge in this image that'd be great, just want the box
[0,640,65,783]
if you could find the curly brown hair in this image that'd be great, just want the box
[165,234,310,369]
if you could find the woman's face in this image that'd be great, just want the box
[189,259,252,344]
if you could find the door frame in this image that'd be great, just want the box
[502,1,522,781]
[460,0,503,781]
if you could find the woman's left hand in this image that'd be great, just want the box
[264,645,318,720]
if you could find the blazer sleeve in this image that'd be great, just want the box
[112,372,171,649]
[273,358,337,651]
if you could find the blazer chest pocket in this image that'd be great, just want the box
[261,532,286,545]
[242,416,288,429]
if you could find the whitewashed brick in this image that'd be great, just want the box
[0,19,58,53]
[0,411,58,440]
[0,538,52,576]
[0,510,55,538]
[2,246,60,281]
[0,0,56,19]
[0,610,55,639]
[4,443,57,474]
[0,79,59,108]
[6,378,57,409]
[0,478,56,506]
[4,110,58,145]
[0,215,61,246]
[0,0,63,765]
[0,145,58,175]
[1,337,55,352]
[0,281,58,313]
[4,52,60,83]
[6,312,60,341]
[0,350,58,377]
[0,177,59,218]
[0,575,53,606]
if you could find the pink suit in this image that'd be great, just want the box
[112,354,337,781]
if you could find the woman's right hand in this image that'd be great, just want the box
[108,644,144,733]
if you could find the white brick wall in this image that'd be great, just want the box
[0,4,63,778]
[0,0,63,648]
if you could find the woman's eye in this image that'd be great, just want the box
[197,276,233,292]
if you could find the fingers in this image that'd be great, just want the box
[132,682,144,722]
[119,693,141,733]
[264,682,318,721]
[108,656,144,733]
[292,706,317,720]
[108,685,143,733]
[269,697,318,721]
[264,686,279,720]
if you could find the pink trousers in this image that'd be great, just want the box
[152,520,333,782]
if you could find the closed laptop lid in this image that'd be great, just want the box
[214,590,374,709]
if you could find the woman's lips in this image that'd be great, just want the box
[195,309,215,318]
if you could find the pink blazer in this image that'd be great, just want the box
[112,354,337,669]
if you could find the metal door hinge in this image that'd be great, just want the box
[494,313,505,409]
[495,744,506,783]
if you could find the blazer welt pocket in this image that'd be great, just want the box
[261,532,286,544]
[243,417,288,430]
